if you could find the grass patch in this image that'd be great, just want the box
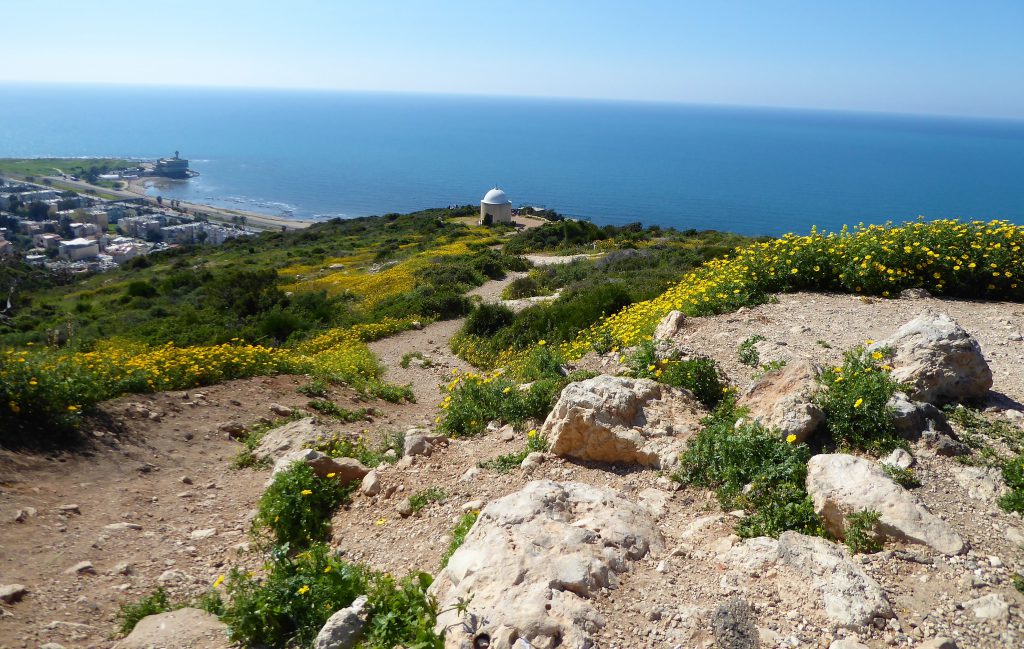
[408,487,447,513]
[478,429,549,473]
[881,464,921,489]
[296,379,330,398]
[307,399,377,422]
[116,588,173,635]
[308,430,403,468]
[400,351,432,369]
[674,400,823,539]
[998,454,1024,514]
[440,511,479,568]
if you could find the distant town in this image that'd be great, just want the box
[0,155,257,274]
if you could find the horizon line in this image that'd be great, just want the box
[2,78,1023,124]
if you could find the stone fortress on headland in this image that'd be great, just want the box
[479,187,512,225]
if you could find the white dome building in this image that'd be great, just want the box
[479,187,512,225]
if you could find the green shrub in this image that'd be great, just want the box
[361,572,443,648]
[501,275,546,300]
[999,455,1024,514]
[815,346,904,454]
[223,543,369,648]
[408,487,447,513]
[463,303,515,337]
[626,340,726,409]
[674,400,822,538]
[881,464,921,489]
[307,399,376,422]
[440,512,479,568]
[738,335,765,367]
[844,510,883,554]
[254,462,353,549]
[117,588,173,635]
[438,369,565,438]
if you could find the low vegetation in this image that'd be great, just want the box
[624,340,726,409]
[308,430,404,468]
[254,462,353,549]
[408,487,447,513]
[478,429,550,473]
[673,400,823,539]
[815,345,904,454]
[440,511,479,568]
[843,510,884,554]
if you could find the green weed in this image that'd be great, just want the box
[440,512,479,568]
[626,340,726,409]
[738,335,766,367]
[881,464,921,489]
[254,462,353,549]
[815,346,904,454]
[408,487,447,513]
[844,510,883,554]
[116,588,173,635]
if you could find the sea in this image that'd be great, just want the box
[1,83,1022,236]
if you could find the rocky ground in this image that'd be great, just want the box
[2,289,1023,648]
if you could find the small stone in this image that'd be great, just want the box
[313,595,368,649]
[269,403,294,417]
[39,644,66,649]
[917,638,958,649]
[882,448,914,470]
[397,498,414,518]
[57,504,81,515]
[711,597,759,649]
[180,476,193,485]
[190,528,217,540]
[460,467,480,482]
[360,470,381,497]
[64,561,96,575]
[462,500,484,512]
[988,555,1003,568]
[218,421,246,438]
[964,593,1009,622]
[0,584,28,604]
[13,507,37,523]
[113,562,133,576]
[104,522,142,532]
[521,451,545,471]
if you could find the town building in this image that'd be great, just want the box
[33,233,62,250]
[479,187,513,225]
[59,237,100,261]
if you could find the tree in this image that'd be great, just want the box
[156,196,163,206]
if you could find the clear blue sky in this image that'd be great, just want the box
[3,0,1023,119]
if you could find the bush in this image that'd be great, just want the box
[254,462,353,549]
[844,510,883,554]
[117,588,173,635]
[479,428,550,473]
[881,464,921,488]
[999,455,1024,514]
[501,275,546,300]
[674,400,823,538]
[815,346,904,454]
[438,368,565,438]
[223,543,370,648]
[307,399,376,422]
[626,340,726,409]
[738,335,765,367]
[463,303,515,337]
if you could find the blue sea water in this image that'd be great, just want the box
[1,83,1022,236]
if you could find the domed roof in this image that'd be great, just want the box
[482,187,511,204]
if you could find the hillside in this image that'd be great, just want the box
[1,216,1023,649]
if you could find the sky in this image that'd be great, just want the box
[2,1,1023,119]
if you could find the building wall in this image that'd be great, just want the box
[479,201,512,225]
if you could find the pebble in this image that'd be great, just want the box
[57,504,81,515]
[63,561,96,575]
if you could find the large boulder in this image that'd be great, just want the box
[736,360,824,443]
[542,375,705,468]
[870,312,992,405]
[806,454,966,555]
[114,607,230,649]
[254,416,324,461]
[432,480,662,649]
[725,532,893,628]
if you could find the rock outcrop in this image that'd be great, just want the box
[725,532,893,628]
[254,416,324,461]
[871,312,992,405]
[542,375,705,468]
[806,454,966,555]
[314,595,368,649]
[653,310,687,340]
[432,480,662,649]
[114,607,230,649]
[736,359,824,442]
